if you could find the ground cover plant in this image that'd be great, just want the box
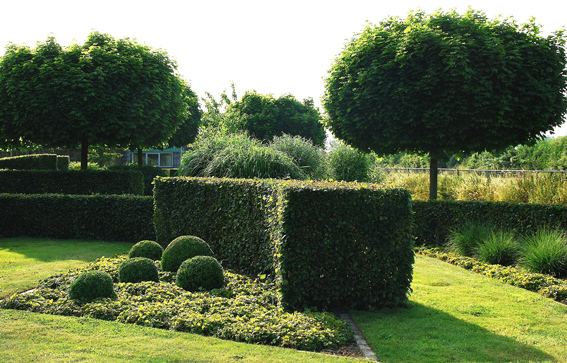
[1,255,354,352]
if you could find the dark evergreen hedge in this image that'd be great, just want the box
[413,200,567,246]
[0,194,155,242]
[154,177,414,311]
[0,170,144,195]
[0,154,68,170]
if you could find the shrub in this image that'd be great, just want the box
[447,222,493,257]
[519,228,567,278]
[69,271,116,303]
[328,144,373,182]
[176,256,225,291]
[129,240,164,260]
[161,236,214,272]
[475,230,519,266]
[107,163,169,196]
[118,257,159,283]
[269,134,327,179]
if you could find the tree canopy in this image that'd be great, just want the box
[323,8,567,199]
[0,32,198,169]
[228,91,326,147]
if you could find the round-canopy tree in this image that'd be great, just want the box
[323,8,567,199]
[229,91,326,147]
[0,32,195,169]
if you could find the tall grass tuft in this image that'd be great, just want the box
[269,134,327,180]
[519,227,567,278]
[327,144,373,182]
[475,230,519,266]
[447,222,494,257]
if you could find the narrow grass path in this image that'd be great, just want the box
[351,255,567,363]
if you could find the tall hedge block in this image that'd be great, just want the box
[0,170,144,195]
[413,200,567,247]
[154,177,414,311]
[0,194,155,242]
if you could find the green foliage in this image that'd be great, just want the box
[447,222,493,257]
[178,132,308,180]
[229,91,326,146]
[0,169,144,195]
[417,247,567,304]
[154,177,414,310]
[107,163,168,195]
[475,230,519,266]
[176,256,225,291]
[2,256,354,351]
[129,240,164,260]
[0,154,67,170]
[0,194,155,242]
[412,200,567,247]
[161,236,214,272]
[118,257,159,284]
[69,271,116,303]
[0,32,190,169]
[269,134,327,180]
[327,144,373,182]
[323,8,567,199]
[519,228,567,278]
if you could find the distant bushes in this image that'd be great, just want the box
[0,154,69,171]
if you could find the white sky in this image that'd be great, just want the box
[1,0,566,136]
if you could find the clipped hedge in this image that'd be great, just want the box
[0,170,144,195]
[0,193,155,242]
[0,154,68,170]
[413,200,567,247]
[154,177,414,311]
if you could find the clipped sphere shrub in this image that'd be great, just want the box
[69,271,115,303]
[118,257,159,283]
[176,256,225,291]
[129,240,164,260]
[161,236,214,272]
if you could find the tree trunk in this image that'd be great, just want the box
[137,148,143,166]
[429,157,438,200]
[81,137,89,171]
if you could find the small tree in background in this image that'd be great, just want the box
[0,32,195,170]
[323,8,567,199]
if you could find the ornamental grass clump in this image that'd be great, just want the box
[176,256,225,292]
[118,257,159,283]
[475,230,519,266]
[519,228,567,278]
[129,240,164,260]
[447,222,493,257]
[161,236,214,272]
[69,271,116,303]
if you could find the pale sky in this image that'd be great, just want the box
[1,0,566,136]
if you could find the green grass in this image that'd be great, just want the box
[352,255,567,362]
[0,237,132,298]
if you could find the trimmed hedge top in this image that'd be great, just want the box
[0,154,68,171]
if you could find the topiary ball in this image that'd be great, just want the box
[69,271,116,303]
[161,236,214,272]
[118,257,159,283]
[176,256,225,292]
[129,240,164,260]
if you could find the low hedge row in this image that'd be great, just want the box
[0,154,69,171]
[412,200,567,246]
[154,177,414,311]
[0,170,144,195]
[0,194,155,242]
[416,247,567,304]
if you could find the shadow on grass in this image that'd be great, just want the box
[351,301,555,363]
[0,237,132,263]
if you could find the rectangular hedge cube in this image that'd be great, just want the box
[154,177,414,311]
